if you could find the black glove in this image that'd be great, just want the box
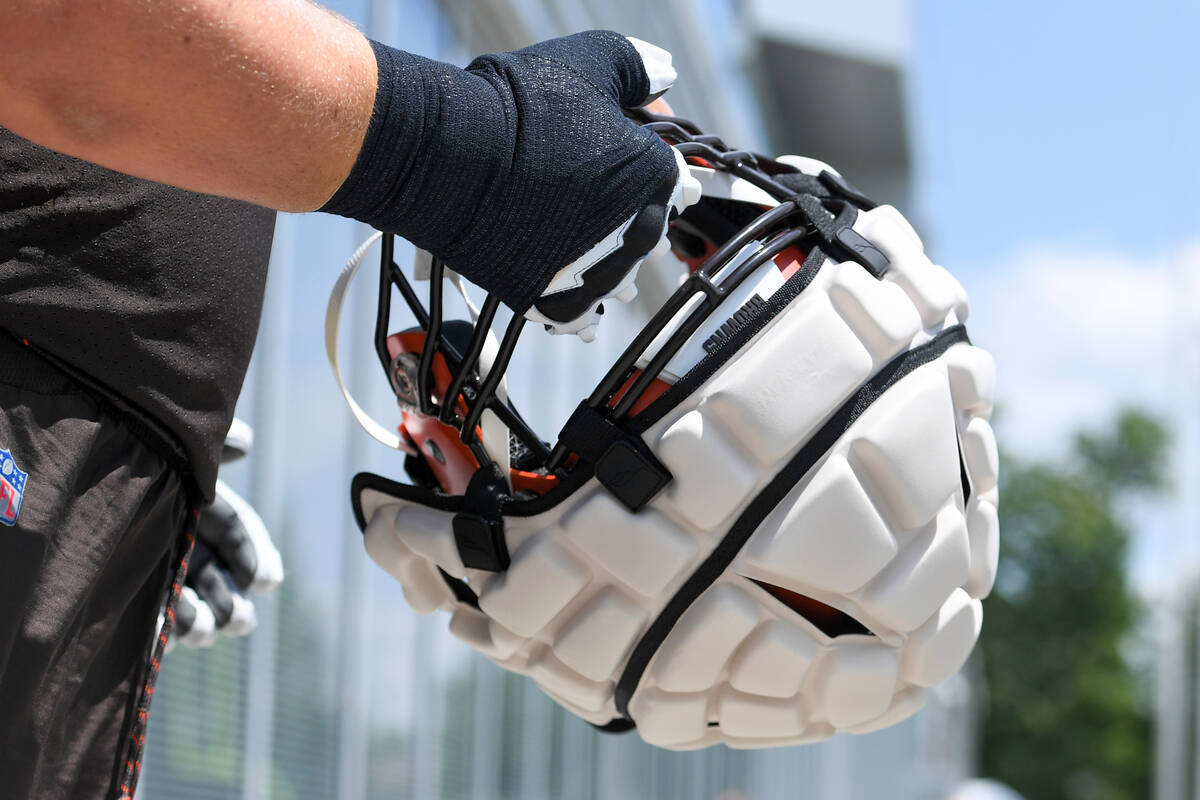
[321,31,699,340]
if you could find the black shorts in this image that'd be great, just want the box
[0,335,190,800]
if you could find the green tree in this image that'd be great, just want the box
[981,409,1165,800]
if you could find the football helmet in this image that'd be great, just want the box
[326,109,998,749]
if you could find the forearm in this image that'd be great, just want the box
[0,0,376,210]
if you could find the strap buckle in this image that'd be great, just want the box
[452,464,511,571]
[795,193,890,279]
[559,402,672,512]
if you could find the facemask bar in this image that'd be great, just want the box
[372,236,547,467]
[373,110,878,483]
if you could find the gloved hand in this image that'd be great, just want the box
[321,30,701,340]
[170,418,284,651]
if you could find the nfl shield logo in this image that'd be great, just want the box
[0,448,27,526]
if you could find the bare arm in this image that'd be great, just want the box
[0,0,377,211]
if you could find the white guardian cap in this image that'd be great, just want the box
[328,108,998,749]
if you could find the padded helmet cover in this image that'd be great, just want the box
[345,117,998,750]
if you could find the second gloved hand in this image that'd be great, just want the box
[172,419,284,651]
[321,30,701,340]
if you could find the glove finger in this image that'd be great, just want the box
[218,590,258,638]
[220,417,254,464]
[625,37,676,103]
[217,479,284,592]
[200,480,284,592]
[175,586,218,649]
[512,30,663,110]
[191,560,236,629]
[186,537,216,584]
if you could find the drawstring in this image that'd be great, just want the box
[115,509,198,800]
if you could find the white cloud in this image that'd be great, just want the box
[964,241,1200,592]
[964,243,1200,457]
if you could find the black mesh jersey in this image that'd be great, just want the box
[0,127,276,503]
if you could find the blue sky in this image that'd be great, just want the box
[912,0,1199,268]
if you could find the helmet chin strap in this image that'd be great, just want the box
[325,234,512,486]
[325,232,410,453]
